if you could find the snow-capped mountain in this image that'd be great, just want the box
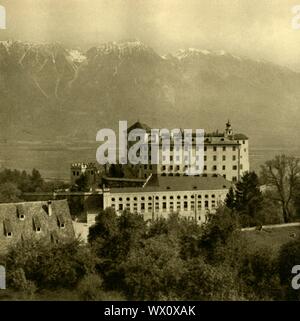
[0,40,300,146]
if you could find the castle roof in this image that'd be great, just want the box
[0,200,75,255]
[127,121,151,133]
[108,174,231,194]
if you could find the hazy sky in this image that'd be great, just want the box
[1,0,300,69]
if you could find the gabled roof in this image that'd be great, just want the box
[0,200,75,255]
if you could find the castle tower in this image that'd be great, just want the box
[225,120,233,137]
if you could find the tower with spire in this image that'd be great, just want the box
[225,120,233,137]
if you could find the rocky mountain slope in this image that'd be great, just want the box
[1,40,300,146]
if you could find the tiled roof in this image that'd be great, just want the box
[204,136,240,145]
[233,133,248,140]
[0,200,75,255]
[109,174,231,193]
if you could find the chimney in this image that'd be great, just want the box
[47,200,52,216]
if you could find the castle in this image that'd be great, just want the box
[72,121,250,226]
[129,120,249,182]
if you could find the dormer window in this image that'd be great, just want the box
[17,206,25,221]
[57,215,66,229]
[33,216,42,233]
[4,219,12,238]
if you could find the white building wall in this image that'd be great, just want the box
[103,189,228,224]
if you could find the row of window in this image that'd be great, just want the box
[158,164,241,171]
[111,194,217,202]
[111,199,217,212]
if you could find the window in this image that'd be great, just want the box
[163,202,167,211]
[197,195,201,199]
[204,146,207,151]
[213,155,217,161]
[118,204,123,211]
[111,198,115,202]
[177,195,181,199]
[223,174,226,179]
[223,146,226,151]
[155,196,159,200]
[213,165,217,171]
[204,155,207,161]
[204,165,207,171]
[233,146,236,151]
[233,165,237,170]
[184,195,188,199]
[198,200,202,208]
[119,197,122,201]
[233,155,236,161]
[162,165,166,170]
[126,197,130,201]
[148,196,152,200]
[163,196,166,200]
[205,195,209,198]
[222,155,226,161]
[240,164,243,170]
[222,165,226,170]
[205,201,209,208]
[232,176,237,182]
[243,140,245,144]
[184,201,188,210]
[191,201,195,210]
[141,203,145,211]
[213,146,217,151]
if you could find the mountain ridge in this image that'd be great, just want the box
[0,40,299,147]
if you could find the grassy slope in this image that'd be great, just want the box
[241,226,300,253]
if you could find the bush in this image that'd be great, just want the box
[8,268,37,297]
[77,274,104,301]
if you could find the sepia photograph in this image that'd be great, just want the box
[0,0,300,308]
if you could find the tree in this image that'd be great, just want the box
[30,168,44,192]
[121,235,185,300]
[234,172,263,216]
[278,237,300,300]
[260,155,300,223]
[0,182,22,203]
[225,186,235,210]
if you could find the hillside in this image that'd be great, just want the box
[1,40,300,146]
